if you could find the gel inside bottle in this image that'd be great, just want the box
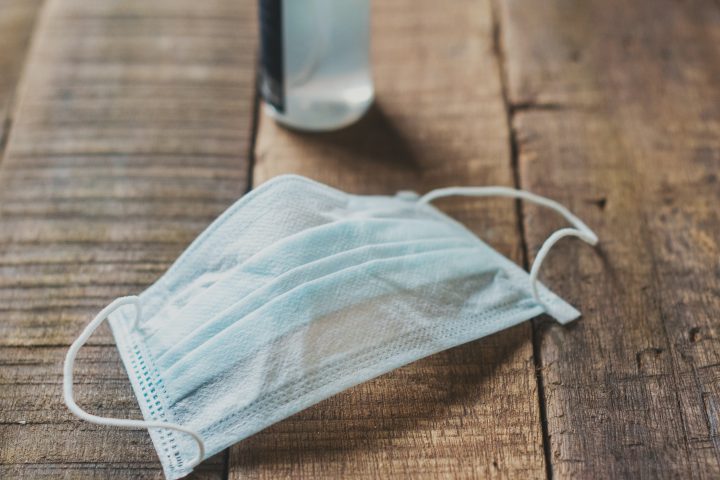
[259,0,374,131]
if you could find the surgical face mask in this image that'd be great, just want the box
[63,175,597,479]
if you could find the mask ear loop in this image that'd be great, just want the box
[418,186,599,310]
[63,295,206,469]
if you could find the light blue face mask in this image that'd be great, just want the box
[63,174,597,479]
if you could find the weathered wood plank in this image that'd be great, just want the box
[230,0,546,478]
[0,346,226,479]
[500,0,720,477]
[0,0,44,152]
[0,0,256,477]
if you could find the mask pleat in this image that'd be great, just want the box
[140,217,472,358]
[154,237,477,369]
[159,246,496,401]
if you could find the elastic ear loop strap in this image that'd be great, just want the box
[418,186,599,309]
[63,296,205,469]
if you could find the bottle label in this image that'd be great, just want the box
[259,0,284,112]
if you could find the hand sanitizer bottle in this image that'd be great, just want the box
[259,0,374,131]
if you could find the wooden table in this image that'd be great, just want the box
[1,0,718,478]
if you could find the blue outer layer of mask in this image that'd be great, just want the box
[64,175,595,479]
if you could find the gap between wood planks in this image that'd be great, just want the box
[0,0,46,162]
[499,0,720,477]
[489,1,554,478]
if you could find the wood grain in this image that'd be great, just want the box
[0,0,256,477]
[229,0,546,478]
[499,0,720,477]
[0,0,44,153]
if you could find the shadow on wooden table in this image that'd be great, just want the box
[292,104,421,169]
[256,103,428,192]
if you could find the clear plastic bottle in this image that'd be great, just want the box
[258,0,374,131]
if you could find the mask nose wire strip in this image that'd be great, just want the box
[417,186,598,308]
[63,295,206,469]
